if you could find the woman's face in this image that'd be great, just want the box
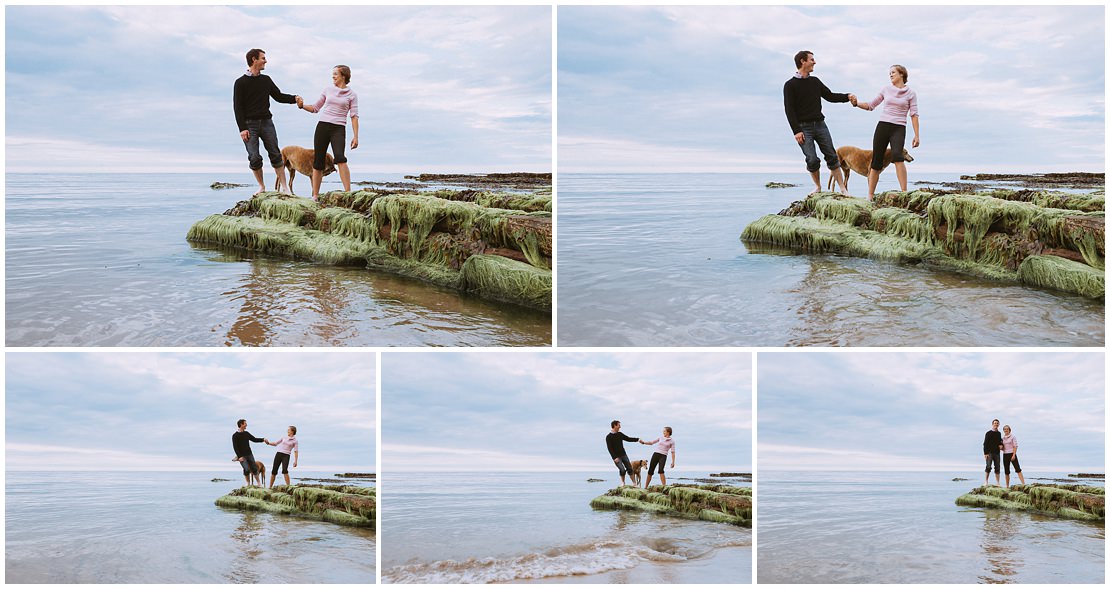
[1003,427,1011,435]
[288,427,295,437]
[889,68,903,85]
[332,68,343,87]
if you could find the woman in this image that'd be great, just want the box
[265,425,300,489]
[640,426,676,488]
[853,64,919,199]
[299,65,359,200]
[1001,424,1025,488]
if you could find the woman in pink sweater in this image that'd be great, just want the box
[298,65,360,199]
[853,65,920,199]
[640,426,676,488]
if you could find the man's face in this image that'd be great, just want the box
[240,421,248,431]
[991,420,999,430]
[252,52,267,70]
[613,422,621,432]
[802,54,816,73]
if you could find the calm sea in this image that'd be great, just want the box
[5,173,550,346]
[557,173,1104,346]
[381,471,752,583]
[5,471,375,583]
[758,471,1104,584]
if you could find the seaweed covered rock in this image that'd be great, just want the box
[187,187,552,312]
[590,484,751,527]
[215,484,376,528]
[955,483,1104,521]
[741,189,1105,298]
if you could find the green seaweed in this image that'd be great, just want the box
[955,483,1104,521]
[589,483,751,527]
[458,254,552,311]
[215,484,375,527]
[1018,255,1105,298]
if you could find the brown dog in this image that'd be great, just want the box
[829,145,914,191]
[628,459,647,487]
[234,457,268,486]
[275,145,335,195]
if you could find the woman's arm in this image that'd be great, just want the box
[670,449,676,468]
[350,116,359,149]
[911,115,920,147]
[293,450,298,468]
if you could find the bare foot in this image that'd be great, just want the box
[253,187,265,196]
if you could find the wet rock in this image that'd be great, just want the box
[766,182,798,188]
[403,173,551,189]
[955,483,1104,521]
[587,478,605,482]
[211,181,250,190]
[709,472,752,478]
[590,483,751,527]
[952,477,969,481]
[335,472,376,479]
[1069,473,1105,478]
[211,478,231,482]
[187,187,552,312]
[741,189,1105,299]
[215,484,375,528]
[958,172,1104,189]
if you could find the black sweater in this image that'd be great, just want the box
[783,75,850,134]
[233,73,297,131]
[983,429,1003,454]
[606,432,639,459]
[232,430,265,458]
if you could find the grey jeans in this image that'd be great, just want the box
[797,120,840,172]
[243,118,284,170]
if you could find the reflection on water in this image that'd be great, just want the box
[5,173,550,346]
[228,512,265,584]
[558,173,1103,346]
[979,510,1021,584]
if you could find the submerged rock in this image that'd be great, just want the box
[210,181,249,190]
[335,472,376,479]
[955,483,1104,521]
[187,186,552,312]
[741,189,1105,299]
[766,182,798,189]
[211,478,231,482]
[1070,473,1105,478]
[215,484,375,528]
[590,484,751,527]
[587,478,605,482]
[952,477,969,482]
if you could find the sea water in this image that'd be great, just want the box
[557,173,1104,346]
[758,471,1104,583]
[5,173,550,346]
[5,471,375,583]
[381,471,752,583]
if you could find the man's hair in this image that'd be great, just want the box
[794,50,813,69]
[611,420,620,428]
[246,48,265,67]
[237,418,246,427]
[664,426,672,435]
[335,64,352,84]
[289,425,298,435]
[992,418,1000,424]
[891,64,909,83]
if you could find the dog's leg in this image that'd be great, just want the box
[844,168,851,192]
[288,166,297,196]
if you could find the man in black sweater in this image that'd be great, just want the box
[233,48,301,195]
[606,420,639,486]
[232,418,268,486]
[783,50,855,194]
[983,418,1003,486]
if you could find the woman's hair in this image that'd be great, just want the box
[664,426,672,435]
[335,65,352,84]
[289,425,298,435]
[891,64,909,83]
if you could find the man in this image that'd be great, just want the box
[983,418,1003,486]
[232,418,267,486]
[605,420,640,487]
[233,48,300,195]
[783,50,855,194]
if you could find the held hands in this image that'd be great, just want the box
[295,95,304,109]
[849,94,858,107]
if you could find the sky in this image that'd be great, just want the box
[759,352,1105,472]
[5,352,376,472]
[559,5,1105,174]
[382,351,752,472]
[5,5,552,174]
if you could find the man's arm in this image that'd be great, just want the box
[819,79,851,104]
[621,433,639,443]
[268,77,298,105]
[233,78,249,140]
[784,81,802,142]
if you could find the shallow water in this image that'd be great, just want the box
[5,471,376,583]
[758,471,1104,584]
[5,173,550,346]
[556,173,1104,346]
[381,471,751,583]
